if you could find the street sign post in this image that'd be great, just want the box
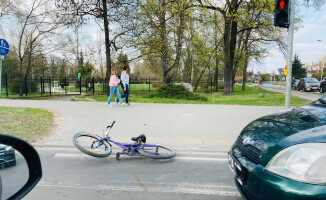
[285,0,295,109]
[0,39,10,96]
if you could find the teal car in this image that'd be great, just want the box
[228,97,326,200]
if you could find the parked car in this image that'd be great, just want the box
[228,96,326,200]
[320,77,326,93]
[0,145,16,169]
[292,79,300,90]
[0,134,42,199]
[297,78,320,91]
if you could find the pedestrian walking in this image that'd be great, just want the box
[116,65,130,106]
[107,69,126,107]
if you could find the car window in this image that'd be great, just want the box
[315,96,326,105]
[305,78,319,83]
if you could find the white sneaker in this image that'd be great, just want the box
[108,104,112,107]
[121,103,126,107]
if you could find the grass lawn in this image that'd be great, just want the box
[0,107,53,142]
[0,93,67,100]
[79,85,310,106]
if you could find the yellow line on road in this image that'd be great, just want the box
[130,168,148,193]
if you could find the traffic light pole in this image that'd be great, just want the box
[285,0,295,109]
[0,56,3,96]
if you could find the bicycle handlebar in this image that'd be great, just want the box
[107,121,115,129]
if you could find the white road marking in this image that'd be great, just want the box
[53,153,228,162]
[38,146,229,157]
[174,157,227,162]
[37,182,240,196]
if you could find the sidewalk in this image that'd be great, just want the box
[0,99,283,148]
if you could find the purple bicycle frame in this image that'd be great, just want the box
[95,136,158,156]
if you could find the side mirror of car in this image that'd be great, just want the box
[0,134,42,200]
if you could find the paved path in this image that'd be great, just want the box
[0,99,283,148]
[261,84,323,101]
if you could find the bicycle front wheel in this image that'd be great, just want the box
[138,145,176,159]
[73,133,112,158]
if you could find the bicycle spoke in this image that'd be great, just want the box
[73,133,112,157]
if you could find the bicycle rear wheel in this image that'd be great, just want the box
[73,132,112,158]
[138,145,176,159]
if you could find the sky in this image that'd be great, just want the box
[249,3,326,74]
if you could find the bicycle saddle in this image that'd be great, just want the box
[131,134,146,143]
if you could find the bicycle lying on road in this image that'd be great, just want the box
[73,121,176,160]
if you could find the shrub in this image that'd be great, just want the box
[150,84,207,101]
[8,79,39,94]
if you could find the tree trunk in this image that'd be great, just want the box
[223,0,239,95]
[214,58,219,92]
[160,0,184,83]
[194,66,208,92]
[161,28,169,83]
[214,13,219,93]
[242,30,250,91]
[242,64,247,90]
[223,15,232,95]
[102,0,111,96]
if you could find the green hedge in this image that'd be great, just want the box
[150,83,207,101]
[8,80,38,93]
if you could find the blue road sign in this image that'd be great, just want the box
[0,39,9,56]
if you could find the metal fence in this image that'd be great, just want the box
[0,74,220,98]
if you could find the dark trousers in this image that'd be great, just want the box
[121,84,129,103]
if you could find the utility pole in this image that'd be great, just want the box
[285,0,295,109]
[0,56,3,96]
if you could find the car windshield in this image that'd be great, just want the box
[314,95,326,105]
[305,78,319,83]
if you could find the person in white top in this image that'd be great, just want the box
[118,66,130,105]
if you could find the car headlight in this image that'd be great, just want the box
[266,143,326,185]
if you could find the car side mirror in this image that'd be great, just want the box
[0,134,42,200]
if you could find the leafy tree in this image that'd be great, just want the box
[75,60,94,78]
[58,59,68,87]
[261,73,271,82]
[2,51,20,77]
[137,0,191,83]
[11,0,61,96]
[55,0,136,95]
[292,54,306,79]
[133,59,162,80]
[116,52,129,73]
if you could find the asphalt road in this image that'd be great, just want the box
[0,99,285,199]
[261,84,324,101]
[24,146,241,200]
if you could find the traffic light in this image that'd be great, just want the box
[274,0,290,28]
